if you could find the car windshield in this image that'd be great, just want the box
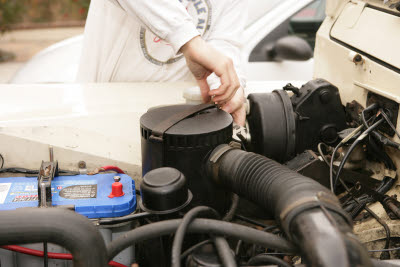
[246,0,282,27]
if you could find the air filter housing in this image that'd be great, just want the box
[140,104,232,211]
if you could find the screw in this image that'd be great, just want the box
[78,161,86,169]
[114,176,121,183]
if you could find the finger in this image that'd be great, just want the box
[210,73,230,104]
[231,105,246,126]
[214,63,239,103]
[197,79,211,103]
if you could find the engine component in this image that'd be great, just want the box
[247,79,347,162]
[140,104,232,211]
[0,173,136,218]
[186,243,222,267]
[139,167,192,214]
[206,144,372,267]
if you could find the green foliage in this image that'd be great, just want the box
[0,0,91,33]
[0,0,23,33]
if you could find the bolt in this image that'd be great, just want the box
[319,89,331,104]
[114,176,121,183]
[78,161,86,169]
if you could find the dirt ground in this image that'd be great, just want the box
[0,27,84,83]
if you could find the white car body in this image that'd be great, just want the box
[11,0,315,84]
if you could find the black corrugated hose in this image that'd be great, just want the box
[206,145,372,267]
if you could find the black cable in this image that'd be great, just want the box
[235,240,243,256]
[171,206,219,267]
[330,142,343,192]
[339,180,391,255]
[380,109,400,140]
[180,239,212,260]
[43,242,48,267]
[333,118,385,192]
[247,254,292,267]
[0,167,79,176]
[369,247,400,252]
[106,218,296,261]
[98,212,153,225]
[0,154,4,168]
[362,106,400,149]
[213,236,237,267]
[223,194,239,221]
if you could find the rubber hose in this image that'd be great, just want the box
[247,254,292,267]
[372,259,400,267]
[107,218,295,261]
[206,145,372,267]
[0,208,108,267]
[171,206,219,267]
[223,194,239,221]
[213,236,237,267]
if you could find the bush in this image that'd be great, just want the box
[0,0,23,33]
[0,0,91,31]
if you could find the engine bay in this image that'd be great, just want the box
[2,0,400,266]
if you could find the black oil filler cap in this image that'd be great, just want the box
[140,167,192,214]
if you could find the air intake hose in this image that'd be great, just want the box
[0,208,108,267]
[206,145,372,267]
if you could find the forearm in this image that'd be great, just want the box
[113,0,199,53]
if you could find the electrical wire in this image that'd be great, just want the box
[0,167,79,176]
[369,247,400,252]
[380,109,400,140]
[171,206,220,267]
[1,245,127,267]
[329,125,364,193]
[0,154,4,168]
[333,118,385,192]
[222,194,239,221]
[101,166,125,174]
[321,140,393,254]
[338,180,391,254]
[362,106,400,149]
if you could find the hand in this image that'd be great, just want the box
[180,36,240,105]
[220,87,246,126]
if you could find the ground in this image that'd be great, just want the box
[0,27,84,83]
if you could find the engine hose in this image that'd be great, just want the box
[213,236,237,267]
[247,254,292,267]
[206,145,372,267]
[0,208,108,267]
[107,218,296,261]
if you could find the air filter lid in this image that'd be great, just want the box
[140,104,232,149]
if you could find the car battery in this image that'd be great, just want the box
[0,173,137,218]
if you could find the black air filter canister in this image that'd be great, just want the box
[140,104,233,211]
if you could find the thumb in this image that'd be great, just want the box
[197,79,211,103]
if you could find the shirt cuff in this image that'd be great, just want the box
[166,23,200,54]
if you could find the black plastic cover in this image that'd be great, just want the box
[140,167,191,214]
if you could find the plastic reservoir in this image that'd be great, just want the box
[0,173,136,218]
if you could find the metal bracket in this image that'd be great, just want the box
[37,161,59,208]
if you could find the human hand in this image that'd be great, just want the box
[180,36,240,105]
[219,86,246,126]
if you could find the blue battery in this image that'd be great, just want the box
[0,173,136,218]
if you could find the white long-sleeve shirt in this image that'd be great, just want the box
[77,0,247,90]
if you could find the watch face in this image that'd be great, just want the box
[140,0,212,66]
